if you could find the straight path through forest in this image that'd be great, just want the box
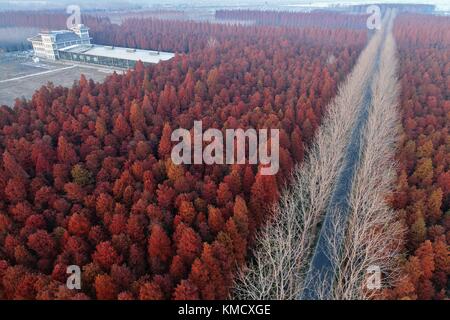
[300,12,396,299]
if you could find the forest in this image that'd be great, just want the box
[214,9,368,29]
[0,9,448,300]
[0,12,109,30]
[0,13,364,299]
[384,14,449,300]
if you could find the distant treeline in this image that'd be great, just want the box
[0,11,110,29]
[214,10,369,29]
[0,10,368,54]
[0,11,110,52]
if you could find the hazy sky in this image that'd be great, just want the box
[0,0,448,11]
[0,0,446,4]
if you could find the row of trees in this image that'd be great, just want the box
[0,10,368,31]
[214,10,368,29]
[0,15,365,299]
[90,17,367,54]
[385,14,449,300]
[0,10,367,55]
[0,11,109,29]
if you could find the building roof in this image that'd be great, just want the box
[28,30,82,43]
[55,32,81,43]
[59,44,175,64]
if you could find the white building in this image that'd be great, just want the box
[28,24,91,60]
[58,44,175,68]
[28,24,174,67]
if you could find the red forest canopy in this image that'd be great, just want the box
[0,14,365,299]
[214,9,369,29]
[386,13,450,300]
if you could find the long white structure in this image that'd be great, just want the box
[58,44,175,68]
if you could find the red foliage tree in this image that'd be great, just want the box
[95,274,117,300]
[139,281,164,300]
[27,230,55,258]
[148,224,172,273]
[176,224,202,265]
[92,242,121,271]
[173,280,200,300]
[158,123,172,159]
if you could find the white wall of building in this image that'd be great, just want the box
[29,25,91,60]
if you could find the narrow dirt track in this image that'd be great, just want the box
[325,17,404,300]
[300,12,394,300]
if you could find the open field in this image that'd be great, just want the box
[0,55,122,107]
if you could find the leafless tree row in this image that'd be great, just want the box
[232,24,386,300]
[298,11,404,300]
[326,15,405,300]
